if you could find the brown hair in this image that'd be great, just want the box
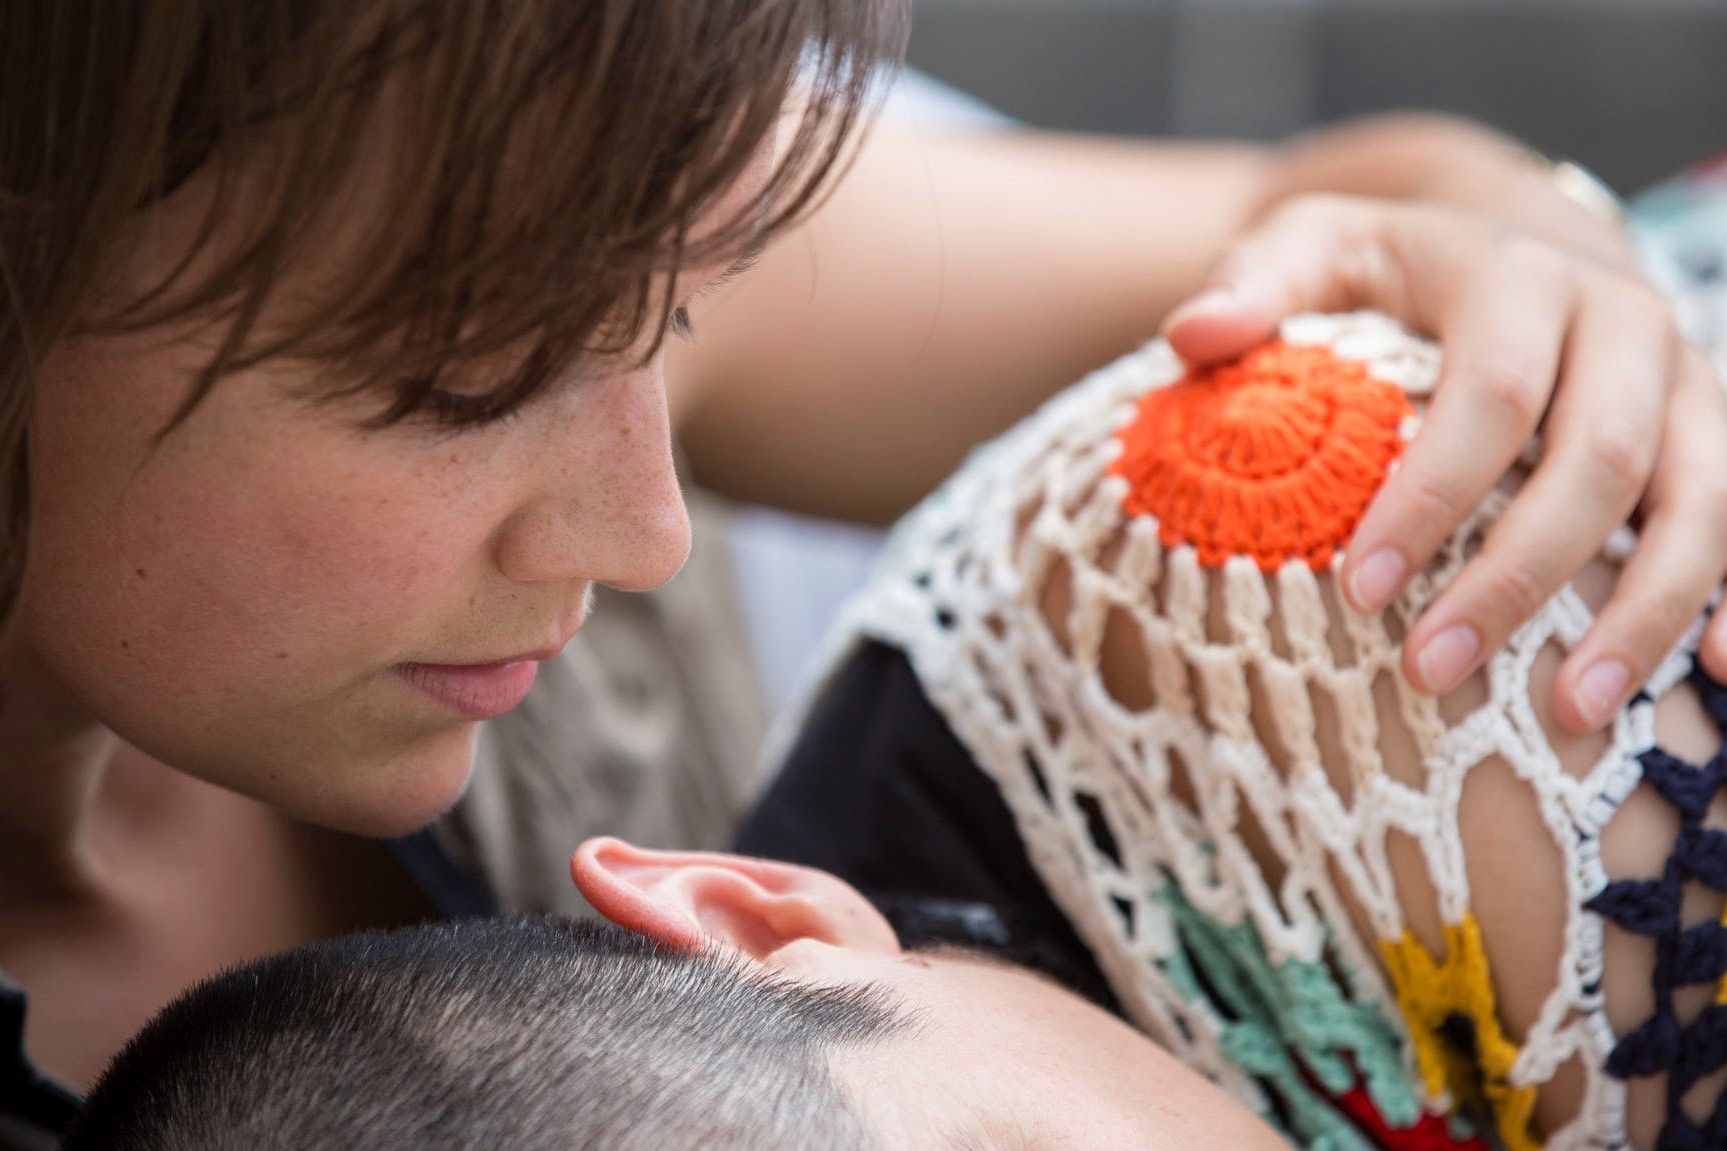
[0,1,905,629]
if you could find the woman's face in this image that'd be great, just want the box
[15,161,764,837]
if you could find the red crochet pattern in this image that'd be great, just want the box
[1331,1083,1492,1151]
[1111,341,1412,572]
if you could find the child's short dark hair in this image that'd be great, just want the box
[61,916,908,1150]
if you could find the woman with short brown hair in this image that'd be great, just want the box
[3,4,1725,1146]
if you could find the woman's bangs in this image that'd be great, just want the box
[109,1,906,431]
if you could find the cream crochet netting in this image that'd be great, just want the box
[782,313,1718,1151]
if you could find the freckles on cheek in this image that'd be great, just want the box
[113,438,493,668]
[246,455,493,619]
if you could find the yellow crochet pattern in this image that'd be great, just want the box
[1381,915,1540,1151]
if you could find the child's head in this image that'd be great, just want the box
[1,3,901,832]
[62,916,899,1151]
[63,840,1291,1150]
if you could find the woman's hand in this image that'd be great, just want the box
[1164,193,1727,733]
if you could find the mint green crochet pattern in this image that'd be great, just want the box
[1156,881,1452,1151]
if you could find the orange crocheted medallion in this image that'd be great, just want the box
[1112,341,1412,572]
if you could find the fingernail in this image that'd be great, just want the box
[1574,659,1630,729]
[1417,625,1480,694]
[1349,548,1406,612]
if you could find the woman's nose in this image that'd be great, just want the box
[491,366,692,591]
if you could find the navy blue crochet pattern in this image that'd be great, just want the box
[1587,664,1727,1151]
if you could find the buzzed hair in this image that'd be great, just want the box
[62,916,907,1150]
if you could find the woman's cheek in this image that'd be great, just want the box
[33,399,490,728]
[24,451,494,832]
[177,448,493,681]
[20,341,525,827]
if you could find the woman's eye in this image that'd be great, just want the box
[669,305,696,342]
[423,388,521,430]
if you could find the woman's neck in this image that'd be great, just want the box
[0,639,131,901]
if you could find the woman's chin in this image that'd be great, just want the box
[112,703,485,838]
[306,783,471,839]
[297,754,478,839]
[205,727,482,839]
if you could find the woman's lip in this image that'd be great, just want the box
[395,660,540,720]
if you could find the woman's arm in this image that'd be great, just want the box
[671,125,1268,520]
[674,114,1727,729]
[671,113,1626,522]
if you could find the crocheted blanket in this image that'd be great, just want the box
[795,313,1725,1150]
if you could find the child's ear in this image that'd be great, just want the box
[571,837,900,960]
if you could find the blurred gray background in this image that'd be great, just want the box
[907,0,1727,194]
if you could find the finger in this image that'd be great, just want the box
[1560,348,1727,727]
[1343,243,1573,616]
[1401,283,1671,697]
[1164,195,1404,364]
[1557,492,1718,731]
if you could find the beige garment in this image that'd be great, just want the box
[433,486,768,917]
